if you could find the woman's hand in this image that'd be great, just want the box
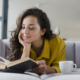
[32,60,47,74]
[32,60,57,74]
[18,30,31,48]
[18,30,31,58]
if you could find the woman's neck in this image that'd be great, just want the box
[32,38,44,51]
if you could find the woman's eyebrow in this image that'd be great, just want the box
[22,24,35,26]
[29,24,35,26]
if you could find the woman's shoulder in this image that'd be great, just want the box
[50,35,65,45]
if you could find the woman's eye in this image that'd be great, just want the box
[29,28,34,30]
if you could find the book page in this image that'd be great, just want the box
[25,71,40,78]
[0,61,6,69]
[24,72,61,80]
[40,73,62,80]
[24,72,57,80]
[0,57,10,64]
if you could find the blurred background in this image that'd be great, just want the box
[0,0,80,41]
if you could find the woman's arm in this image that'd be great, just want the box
[51,40,66,73]
[18,30,31,59]
[21,47,31,59]
[32,60,57,74]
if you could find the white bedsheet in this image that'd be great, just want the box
[0,72,40,80]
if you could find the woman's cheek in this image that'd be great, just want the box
[21,29,24,33]
[30,31,35,36]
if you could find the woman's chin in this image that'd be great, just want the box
[23,39,31,43]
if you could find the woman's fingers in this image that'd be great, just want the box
[38,64,47,69]
[18,30,23,44]
[32,66,38,71]
[36,60,46,65]
[32,62,47,74]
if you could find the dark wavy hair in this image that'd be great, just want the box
[7,7,56,61]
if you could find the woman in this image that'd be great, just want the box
[8,8,66,74]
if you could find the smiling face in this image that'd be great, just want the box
[20,15,46,43]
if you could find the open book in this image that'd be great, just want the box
[0,56,62,80]
[0,56,38,73]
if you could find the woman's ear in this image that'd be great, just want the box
[41,28,46,35]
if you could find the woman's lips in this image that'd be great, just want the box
[23,36,30,39]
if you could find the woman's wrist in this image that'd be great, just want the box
[21,47,30,59]
[21,53,29,59]
[46,66,57,74]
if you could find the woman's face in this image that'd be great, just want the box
[20,16,46,43]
